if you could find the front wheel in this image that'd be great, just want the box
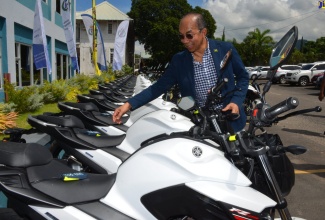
[251,74,257,80]
[298,77,309,86]
[279,76,287,84]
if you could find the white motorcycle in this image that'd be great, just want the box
[0,26,312,220]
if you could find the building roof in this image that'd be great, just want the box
[76,1,131,21]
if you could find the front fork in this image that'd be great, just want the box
[257,154,292,220]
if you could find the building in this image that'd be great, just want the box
[76,1,134,75]
[0,0,77,102]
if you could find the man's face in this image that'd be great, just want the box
[179,16,206,53]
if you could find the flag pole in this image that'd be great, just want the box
[92,0,101,75]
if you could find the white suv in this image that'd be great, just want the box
[272,65,301,84]
[285,62,325,86]
[248,66,270,80]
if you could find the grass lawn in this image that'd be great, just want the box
[1,103,62,140]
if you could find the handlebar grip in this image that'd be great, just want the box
[265,97,299,120]
[211,78,229,94]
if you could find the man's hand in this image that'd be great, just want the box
[113,102,132,124]
[222,102,239,114]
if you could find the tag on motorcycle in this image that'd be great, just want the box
[62,172,88,181]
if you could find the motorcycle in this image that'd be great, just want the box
[0,25,318,220]
[21,49,236,175]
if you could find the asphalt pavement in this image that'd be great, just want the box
[254,81,325,220]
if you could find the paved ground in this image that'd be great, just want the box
[257,82,325,219]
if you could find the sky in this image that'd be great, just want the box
[76,0,325,54]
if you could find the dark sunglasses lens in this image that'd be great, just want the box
[179,33,194,40]
[186,34,194,39]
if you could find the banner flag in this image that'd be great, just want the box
[61,0,79,72]
[33,0,52,74]
[113,20,129,71]
[81,14,107,71]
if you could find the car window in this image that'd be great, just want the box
[315,64,325,70]
[261,67,270,71]
[301,64,314,70]
[281,66,296,70]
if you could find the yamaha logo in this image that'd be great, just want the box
[192,146,202,157]
[170,114,176,120]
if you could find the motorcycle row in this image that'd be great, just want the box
[0,26,322,220]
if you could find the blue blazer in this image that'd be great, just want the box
[128,39,249,132]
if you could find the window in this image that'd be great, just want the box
[56,0,61,14]
[56,53,71,80]
[110,49,114,63]
[76,22,81,42]
[15,43,41,87]
[42,0,47,3]
[315,64,325,70]
[108,23,113,34]
[15,43,45,86]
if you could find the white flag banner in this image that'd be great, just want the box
[61,0,79,72]
[113,20,129,71]
[81,14,107,71]
[33,0,51,74]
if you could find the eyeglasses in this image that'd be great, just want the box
[178,30,202,40]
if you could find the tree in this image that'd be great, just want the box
[242,28,274,66]
[128,0,216,64]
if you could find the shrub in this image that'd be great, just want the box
[39,80,69,103]
[68,74,99,93]
[4,80,44,113]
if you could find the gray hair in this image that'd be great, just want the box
[182,13,206,30]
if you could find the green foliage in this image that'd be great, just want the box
[68,74,98,93]
[38,80,69,103]
[241,28,274,66]
[4,80,44,113]
[0,102,16,114]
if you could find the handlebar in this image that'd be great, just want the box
[211,78,228,95]
[264,97,299,120]
[275,106,322,122]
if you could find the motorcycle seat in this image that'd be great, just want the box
[37,115,85,129]
[27,159,115,204]
[75,131,126,148]
[62,101,99,112]
[0,142,52,167]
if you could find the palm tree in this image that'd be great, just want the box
[243,28,274,66]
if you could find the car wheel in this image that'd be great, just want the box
[251,74,257,80]
[298,77,309,86]
[279,76,286,84]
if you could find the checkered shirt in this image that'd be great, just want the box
[193,42,223,109]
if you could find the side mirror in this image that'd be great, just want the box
[269,26,298,71]
[177,96,195,111]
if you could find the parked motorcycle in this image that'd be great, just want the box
[0,26,317,220]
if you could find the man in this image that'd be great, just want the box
[113,13,249,132]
